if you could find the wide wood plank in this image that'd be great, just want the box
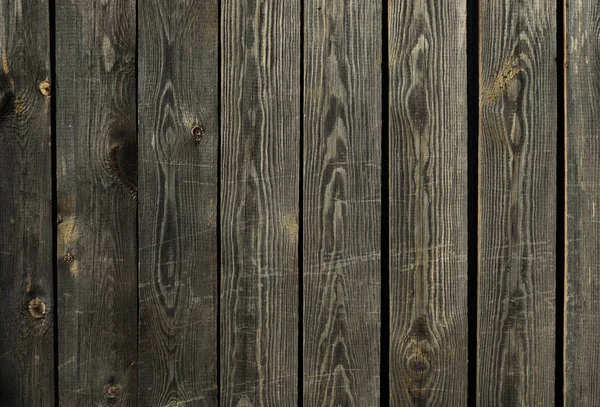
[478,0,556,404]
[55,0,138,403]
[0,0,54,404]
[138,0,219,405]
[303,1,381,405]
[389,1,468,405]
[565,1,600,404]
[220,1,300,405]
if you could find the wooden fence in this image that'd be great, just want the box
[0,0,594,405]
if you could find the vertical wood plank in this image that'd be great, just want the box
[55,0,138,404]
[0,0,54,404]
[303,1,381,405]
[220,1,300,405]
[478,0,556,404]
[565,1,600,404]
[138,0,219,405]
[389,1,468,405]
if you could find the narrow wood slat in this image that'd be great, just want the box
[138,0,219,405]
[0,0,54,404]
[565,1,600,404]
[389,1,468,404]
[55,0,138,403]
[303,1,381,405]
[478,0,556,404]
[220,1,300,405]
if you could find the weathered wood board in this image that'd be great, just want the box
[0,0,54,404]
[137,0,219,405]
[303,1,382,405]
[389,1,469,405]
[565,1,600,405]
[478,0,556,404]
[55,0,138,404]
[220,1,300,405]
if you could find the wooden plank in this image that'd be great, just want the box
[388,1,468,405]
[303,1,381,405]
[55,0,138,404]
[220,1,300,405]
[565,1,600,404]
[137,0,219,405]
[0,0,54,404]
[478,0,556,404]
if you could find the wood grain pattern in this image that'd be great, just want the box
[565,1,600,405]
[303,1,381,405]
[389,1,468,405]
[478,0,556,404]
[220,1,300,405]
[55,0,138,404]
[0,0,54,404]
[138,0,219,405]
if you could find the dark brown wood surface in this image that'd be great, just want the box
[303,1,382,405]
[478,0,556,404]
[0,0,54,405]
[389,1,468,405]
[1,1,590,404]
[137,0,219,405]
[565,1,600,405]
[55,0,138,404]
[220,1,300,405]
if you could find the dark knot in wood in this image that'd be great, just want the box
[28,298,47,319]
[191,124,205,142]
[39,79,51,97]
[105,384,121,402]
[403,315,434,400]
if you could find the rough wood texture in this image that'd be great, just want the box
[478,0,556,404]
[389,1,468,405]
[220,1,300,405]
[565,1,600,404]
[0,0,54,404]
[138,0,219,405]
[303,1,381,405]
[55,0,138,404]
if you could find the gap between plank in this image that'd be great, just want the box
[466,0,479,404]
